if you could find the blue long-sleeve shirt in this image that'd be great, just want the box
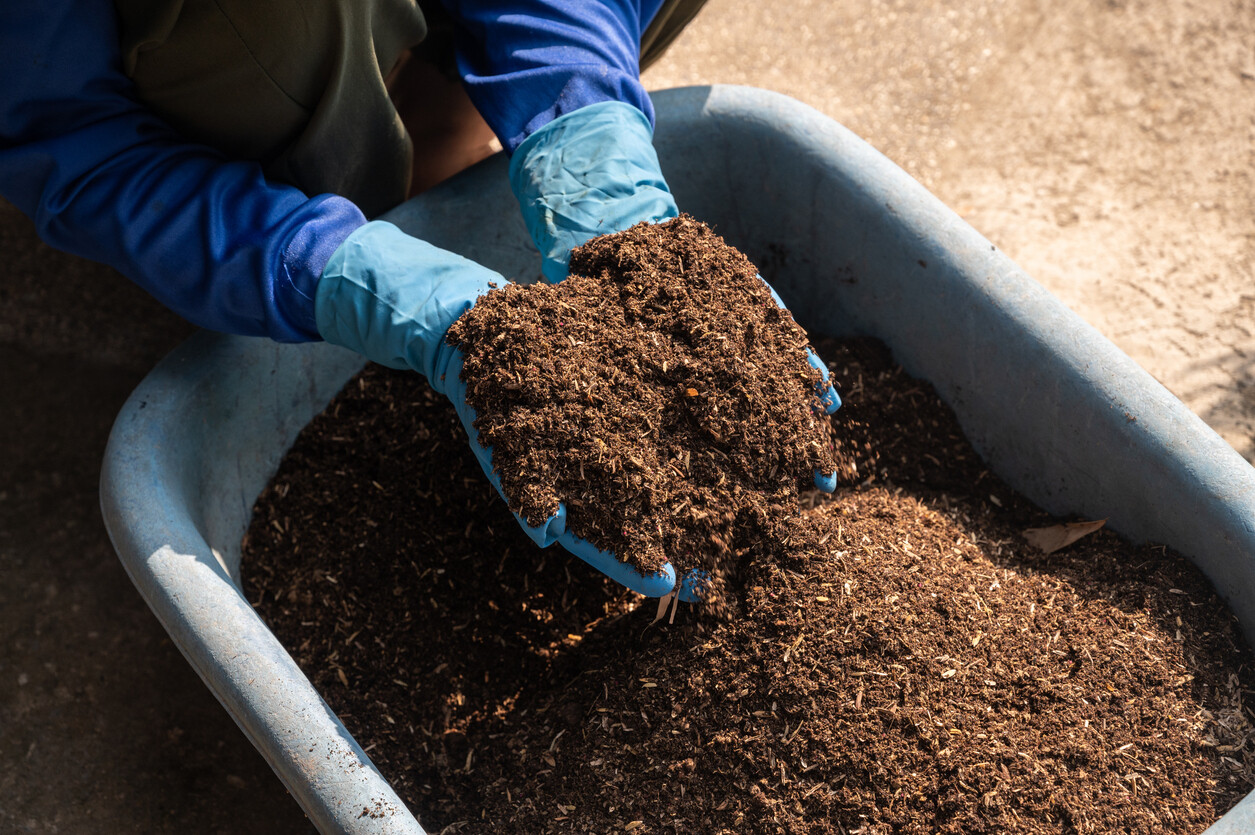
[445,0,664,153]
[0,0,663,343]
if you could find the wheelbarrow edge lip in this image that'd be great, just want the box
[98,333,417,833]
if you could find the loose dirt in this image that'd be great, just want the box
[243,225,1254,833]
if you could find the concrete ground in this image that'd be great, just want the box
[2,0,1251,832]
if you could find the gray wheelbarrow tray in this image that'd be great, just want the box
[100,85,1255,834]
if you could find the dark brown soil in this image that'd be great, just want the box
[243,341,1255,834]
[447,215,841,584]
[242,223,1254,833]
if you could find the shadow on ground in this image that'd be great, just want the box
[1180,348,1255,463]
[0,202,312,833]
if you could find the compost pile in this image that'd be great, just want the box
[446,215,843,593]
[242,223,1255,834]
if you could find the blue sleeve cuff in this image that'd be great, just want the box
[442,0,664,152]
[499,68,655,153]
[278,196,365,342]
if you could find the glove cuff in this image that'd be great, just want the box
[509,101,679,282]
[314,220,498,395]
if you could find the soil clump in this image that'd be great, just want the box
[447,215,841,588]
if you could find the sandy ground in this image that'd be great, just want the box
[1,0,1251,832]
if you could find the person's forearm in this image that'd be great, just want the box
[0,0,366,342]
[439,0,666,152]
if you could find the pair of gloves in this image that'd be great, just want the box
[315,101,840,602]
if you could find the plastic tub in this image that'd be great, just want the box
[100,85,1255,834]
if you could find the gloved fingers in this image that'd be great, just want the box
[813,469,838,493]
[555,529,677,597]
[807,348,842,415]
[755,275,841,491]
[676,569,711,603]
[806,351,840,493]
[455,399,571,549]
[450,349,673,594]
[511,504,567,548]
[471,442,676,593]
[757,274,842,416]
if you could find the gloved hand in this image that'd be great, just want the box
[509,100,678,283]
[509,101,843,482]
[315,220,676,598]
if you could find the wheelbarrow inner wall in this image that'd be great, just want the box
[100,86,1255,834]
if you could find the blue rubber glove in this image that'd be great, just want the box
[315,220,676,598]
[509,101,678,283]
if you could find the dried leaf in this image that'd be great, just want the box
[1022,519,1107,554]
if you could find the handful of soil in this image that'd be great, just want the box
[447,216,847,591]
